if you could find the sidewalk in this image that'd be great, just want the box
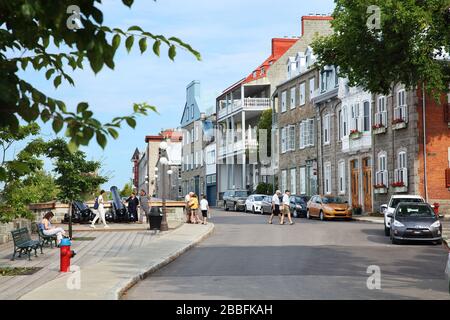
[19,223,214,300]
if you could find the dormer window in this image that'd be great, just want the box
[253,71,257,78]
[260,67,265,76]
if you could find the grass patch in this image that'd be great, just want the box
[0,267,42,276]
[72,237,96,241]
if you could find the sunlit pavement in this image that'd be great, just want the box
[123,209,450,300]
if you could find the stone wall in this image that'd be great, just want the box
[0,218,32,245]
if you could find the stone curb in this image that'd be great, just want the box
[116,223,215,299]
[352,217,384,224]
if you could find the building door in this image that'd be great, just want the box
[351,160,360,207]
[207,185,217,207]
[362,157,372,213]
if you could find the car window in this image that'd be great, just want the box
[254,196,264,201]
[323,197,346,204]
[235,191,249,197]
[391,198,424,208]
[396,204,434,218]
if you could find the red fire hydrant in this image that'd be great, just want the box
[60,238,76,272]
[433,202,440,217]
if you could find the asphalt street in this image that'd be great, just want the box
[123,209,450,300]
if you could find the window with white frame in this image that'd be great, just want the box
[300,119,314,149]
[191,104,194,119]
[395,150,408,186]
[343,106,348,136]
[281,127,287,153]
[290,87,296,109]
[288,125,295,151]
[299,167,306,195]
[324,162,331,195]
[394,89,408,122]
[351,103,360,132]
[281,91,287,113]
[338,109,343,140]
[290,168,297,194]
[195,124,199,141]
[338,160,345,194]
[281,170,287,193]
[323,114,330,144]
[376,151,388,187]
[191,128,194,143]
[299,82,306,106]
[363,101,370,131]
[309,77,315,101]
[376,96,387,127]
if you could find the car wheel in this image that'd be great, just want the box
[252,206,256,214]
[224,201,229,211]
[234,203,238,211]
[319,210,325,221]
[306,210,311,219]
[384,223,390,236]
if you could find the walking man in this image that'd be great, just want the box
[200,194,209,225]
[280,190,294,225]
[268,190,282,224]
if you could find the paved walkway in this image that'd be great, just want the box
[18,223,213,300]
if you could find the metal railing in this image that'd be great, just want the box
[393,105,408,122]
[374,111,387,127]
[394,168,408,186]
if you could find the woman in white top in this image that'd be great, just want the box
[41,211,67,245]
[90,190,109,229]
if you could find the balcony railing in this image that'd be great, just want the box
[218,139,258,158]
[393,105,408,122]
[218,98,270,119]
[394,168,408,187]
[374,111,387,127]
[375,170,388,187]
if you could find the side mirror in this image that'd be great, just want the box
[380,204,388,213]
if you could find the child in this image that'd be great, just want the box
[200,194,209,225]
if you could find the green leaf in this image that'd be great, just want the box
[53,75,62,88]
[77,102,89,114]
[152,40,161,56]
[67,140,78,154]
[128,25,143,32]
[52,117,64,133]
[96,132,107,149]
[125,117,136,128]
[122,0,134,7]
[112,34,121,50]
[21,58,28,70]
[0,167,6,181]
[125,36,134,52]
[45,69,55,80]
[107,128,119,139]
[40,109,51,123]
[139,38,147,54]
[29,103,40,121]
[168,45,176,61]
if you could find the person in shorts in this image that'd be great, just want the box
[280,190,294,225]
[200,194,209,225]
[189,193,200,224]
[268,190,282,224]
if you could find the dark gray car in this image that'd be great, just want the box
[223,190,250,212]
[387,202,442,245]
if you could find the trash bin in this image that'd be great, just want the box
[148,207,163,230]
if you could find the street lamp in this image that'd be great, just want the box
[158,140,170,232]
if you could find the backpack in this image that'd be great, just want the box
[93,197,99,210]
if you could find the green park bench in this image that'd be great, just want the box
[37,223,58,248]
[11,227,43,261]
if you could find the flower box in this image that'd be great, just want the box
[392,119,407,130]
[372,124,386,135]
[349,130,362,140]
[374,187,388,194]
[392,186,408,193]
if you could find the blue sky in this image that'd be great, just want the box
[16,0,335,188]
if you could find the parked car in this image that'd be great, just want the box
[245,194,266,214]
[306,195,352,221]
[260,196,273,215]
[381,195,426,236]
[387,202,442,245]
[289,195,308,218]
[223,190,250,211]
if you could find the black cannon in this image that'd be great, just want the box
[110,186,131,222]
[63,201,95,224]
